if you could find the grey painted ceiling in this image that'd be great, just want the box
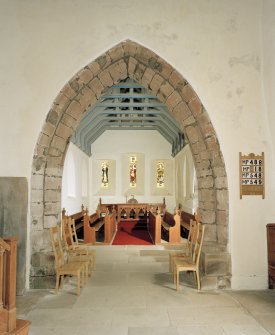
[71,78,186,156]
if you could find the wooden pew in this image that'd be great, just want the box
[161,209,181,244]
[84,208,116,244]
[83,211,104,244]
[103,207,117,244]
[0,237,30,334]
[180,210,195,237]
[148,209,162,244]
[62,205,87,239]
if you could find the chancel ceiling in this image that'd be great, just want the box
[71,78,186,156]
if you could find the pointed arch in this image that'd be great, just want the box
[30,40,230,288]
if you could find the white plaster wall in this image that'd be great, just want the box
[0,0,275,289]
[61,143,89,215]
[90,130,175,212]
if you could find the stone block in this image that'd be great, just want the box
[47,156,64,169]
[45,189,61,202]
[88,77,104,98]
[30,275,55,289]
[179,83,197,102]
[31,173,44,190]
[108,60,127,83]
[42,121,55,138]
[62,112,79,129]
[203,223,217,242]
[31,202,44,217]
[31,189,43,203]
[181,115,196,127]
[108,44,125,62]
[201,209,215,224]
[188,96,203,116]
[51,135,66,152]
[166,91,182,111]
[31,230,52,252]
[158,61,173,80]
[88,61,101,76]
[46,109,59,126]
[217,189,228,210]
[185,125,199,144]
[76,86,97,111]
[198,176,214,189]
[45,167,62,178]
[32,155,46,173]
[45,176,62,190]
[200,189,216,202]
[53,92,71,112]
[31,216,43,231]
[217,224,229,245]
[141,67,155,88]
[56,122,73,141]
[133,62,146,82]
[69,76,83,94]
[65,100,83,121]
[38,132,51,148]
[200,276,218,290]
[95,53,112,69]
[157,82,174,103]
[98,69,114,87]
[77,67,94,86]
[216,210,228,225]
[149,73,164,95]
[44,202,61,215]
[128,57,138,76]
[215,176,228,189]
[62,82,77,100]
[169,70,186,89]
[202,252,230,276]
[44,215,58,228]
[122,40,138,57]
[172,102,191,122]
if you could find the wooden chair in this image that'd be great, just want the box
[50,225,88,295]
[62,217,96,271]
[173,223,205,291]
[169,218,198,272]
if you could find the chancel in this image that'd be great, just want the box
[1,1,275,334]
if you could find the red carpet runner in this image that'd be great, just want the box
[112,221,153,245]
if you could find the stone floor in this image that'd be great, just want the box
[17,245,275,335]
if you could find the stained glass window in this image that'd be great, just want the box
[130,156,137,188]
[157,162,164,188]
[101,162,109,188]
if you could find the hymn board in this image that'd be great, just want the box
[239,152,265,199]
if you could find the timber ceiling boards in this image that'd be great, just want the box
[71,78,185,156]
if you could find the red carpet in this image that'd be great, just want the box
[112,221,153,245]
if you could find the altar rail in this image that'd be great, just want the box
[0,237,30,334]
[97,198,166,223]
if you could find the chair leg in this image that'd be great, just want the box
[176,269,179,292]
[77,271,81,296]
[60,275,64,289]
[55,274,60,294]
[196,270,201,290]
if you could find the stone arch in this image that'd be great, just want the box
[30,40,230,288]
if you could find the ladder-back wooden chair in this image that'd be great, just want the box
[173,223,205,291]
[50,225,88,295]
[169,218,198,272]
[62,216,96,271]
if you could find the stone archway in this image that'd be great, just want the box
[30,40,230,289]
